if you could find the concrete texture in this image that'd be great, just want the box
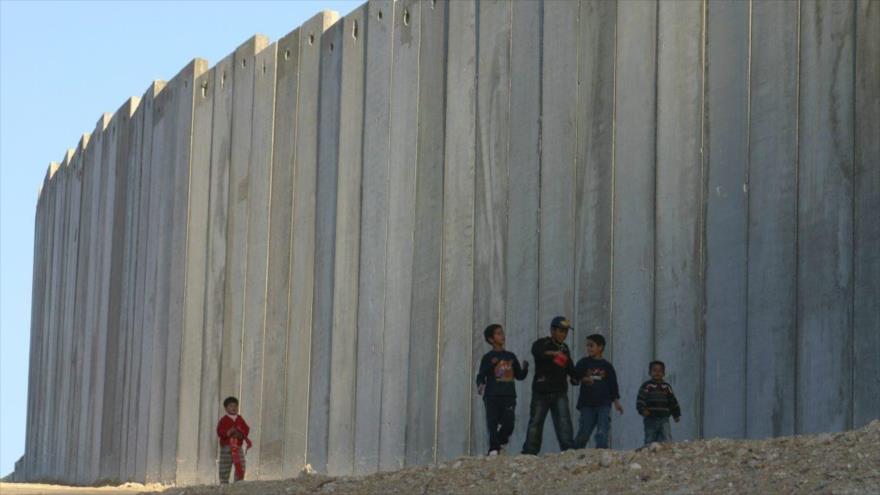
[327,5,366,477]
[18,0,879,486]
[353,0,392,476]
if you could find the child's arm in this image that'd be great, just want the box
[636,383,649,416]
[476,355,491,386]
[570,358,585,386]
[513,356,529,380]
[609,365,623,414]
[667,387,681,421]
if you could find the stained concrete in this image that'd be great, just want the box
[20,0,879,486]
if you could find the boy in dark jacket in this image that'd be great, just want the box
[636,361,681,445]
[521,316,579,455]
[572,334,623,449]
[476,324,529,455]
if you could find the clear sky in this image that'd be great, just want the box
[0,0,361,477]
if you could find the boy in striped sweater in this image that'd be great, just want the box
[636,361,681,445]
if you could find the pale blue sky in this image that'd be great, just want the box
[0,0,360,477]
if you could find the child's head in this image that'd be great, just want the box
[483,324,505,348]
[223,396,239,415]
[586,334,605,358]
[649,361,665,380]
[549,316,572,344]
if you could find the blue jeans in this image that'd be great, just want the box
[521,392,574,455]
[574,405,611,449]
[643,416,671,445]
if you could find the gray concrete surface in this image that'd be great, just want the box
[18,0,879,486]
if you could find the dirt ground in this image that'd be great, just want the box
[0,482,159,495]
[7,420,879,495]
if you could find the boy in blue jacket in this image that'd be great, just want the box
[572,334,623,449]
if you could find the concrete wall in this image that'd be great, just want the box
[17,0,879,485]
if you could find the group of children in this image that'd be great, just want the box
[215,315,680,483]
[476,316,681,456]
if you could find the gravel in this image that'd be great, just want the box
[158,420,880,495]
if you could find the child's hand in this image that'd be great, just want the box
[641,410,650,417]
[522,360,529,371]
[674,416,680,423]
[582,375,594,385]
[478,384,485,396]
[544,351,560,357]
[614,401,623,415]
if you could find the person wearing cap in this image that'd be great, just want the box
[521,316,579,455]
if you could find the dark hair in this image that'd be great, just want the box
[483,324,502,344]
[586,334,606,348]
[649,360,665,372]
[223,396,239,407]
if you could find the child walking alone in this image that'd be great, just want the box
[476,324,529,456]
[636,361,681,445]
[216,396,252,483]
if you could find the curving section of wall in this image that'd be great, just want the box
[15,0,879,486]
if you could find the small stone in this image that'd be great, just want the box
[453,461,462,469]
[649,442,661,453]
[629,462,642,470]
[600,452,614,467]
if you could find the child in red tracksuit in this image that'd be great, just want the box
[216,396,251,483]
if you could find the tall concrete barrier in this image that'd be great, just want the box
[19,0,879,485]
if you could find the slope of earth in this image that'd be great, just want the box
[160,420,879,495]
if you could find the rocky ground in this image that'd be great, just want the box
[158,420,879,495]
[5,421,877,494]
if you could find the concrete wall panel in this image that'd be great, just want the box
[134,83,162,484]
[472,0,511,457]
[120,103,145,482]
[259,30,298,480]
[58,148,83,478]
[24,169,49,477]
[309,21,342,473]
[353,0,393,475]
[574,0,615,358]
[745,1,798,440]
[327,7,366,476]
[144,78,179,483]
[505,0,542,455]
[196,56,232,484]
[91,111,120,483]
[437,0,475,462]
[283,11,337,475]
[162,60,208,483]
[538,0,578,452]
[101,99,139,482]
[853,0,880,429]
[405,0,446,467]
[40,160,63,479]
[239,43,277,478]
[78,115,109,484]
[221,37,268,406]
[702,0,749,440]
[176,66,215,485]
[797,0,855,434]
[655,0,704,442]
[379,0,420,471]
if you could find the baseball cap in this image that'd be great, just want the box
[551,316,573,331]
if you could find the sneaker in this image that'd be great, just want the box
[488,449,499,457]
